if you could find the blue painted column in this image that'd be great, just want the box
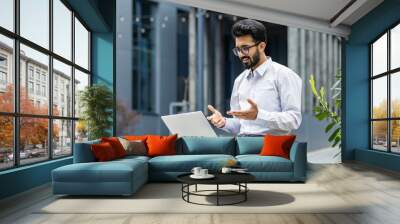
[196,9,205,111]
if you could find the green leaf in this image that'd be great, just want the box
[332,136,341,147]
[325,121,336,133]
[316,111,329,121]
[328,127,341,142]
[309,75,319,98]
[335,99,341,108]
[320,86,326,100]
[313,106,322,113]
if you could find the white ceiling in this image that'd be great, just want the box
[161,0,384,38]
[225,0,352,23]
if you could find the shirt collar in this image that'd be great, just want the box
[246,57,272,79]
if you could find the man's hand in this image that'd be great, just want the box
[227,99,258,120]
[207,105,226,128]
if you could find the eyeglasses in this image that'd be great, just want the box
[232,42,260,56]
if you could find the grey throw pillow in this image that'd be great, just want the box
[118,137,147,156]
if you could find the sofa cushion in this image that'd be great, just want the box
[148,154,235,172]
[101,137,127,158]
[236,155,293,172]
[115,155,150,163]
[260,135,296,159]
[236,137,264,155]
[73,139,100,163]
[124,135,148,142]
[118,138,147,156]
[178,137,235,155]
[91,142,118,161]
[52,158,147,183]
[147,134,178,157]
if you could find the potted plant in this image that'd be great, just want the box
[79,84,113,140]
[309,71,341,148]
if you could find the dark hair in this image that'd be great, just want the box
[231,19,267,43]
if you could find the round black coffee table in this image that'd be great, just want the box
[177,173,255,206]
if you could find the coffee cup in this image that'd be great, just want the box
[221,167,232,174]
[200,169,208,176]
[191,167,202,176]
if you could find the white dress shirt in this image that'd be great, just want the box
[222,57,302,136]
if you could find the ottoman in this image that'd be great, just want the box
[52,157,148,196]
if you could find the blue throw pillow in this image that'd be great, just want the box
[236,137,264,155]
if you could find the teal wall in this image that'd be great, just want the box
[66,0,111,32]
[344,0,400,171]
[92,33,113,87]
[92,32,114,135]
[0,0,115,200]
[355,149,400,172]
[0,158,72,199]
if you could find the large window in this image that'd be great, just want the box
[371,23,400,153]
[0,0,91,170]
[0,0,14,32]
[0,35,13,112]
[20,0,49,49]
[53,0,72,60]
[74,17,89,70]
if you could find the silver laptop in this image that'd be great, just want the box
[161,111,218,137]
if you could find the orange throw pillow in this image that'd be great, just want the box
[146,134,178,157]
[260,135,296,159]
[124,135,148,141]
[101,137,127,158]
[91,142,117,161]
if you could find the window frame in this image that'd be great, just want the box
[0,70,7,85]
[0,53,7,68]
[0,0,92,171]
[370,20,400,154]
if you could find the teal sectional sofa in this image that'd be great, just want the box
[52,137,307,196]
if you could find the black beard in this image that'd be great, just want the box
[241,51,260,69]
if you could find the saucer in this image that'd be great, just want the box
[190,174,215,179]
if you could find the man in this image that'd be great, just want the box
[207,19,302,136]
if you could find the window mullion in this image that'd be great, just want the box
[388,30,391,152]
[48,0,54,160]
[14,0,21,167]
[71,10,76,154]
[370,45,373,149]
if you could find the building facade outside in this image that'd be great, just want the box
[0,41,76,168]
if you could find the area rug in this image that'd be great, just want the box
[37,183,362,214]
